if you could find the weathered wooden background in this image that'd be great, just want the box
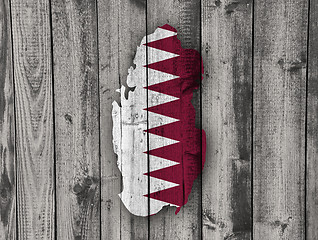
[0,0,315,239]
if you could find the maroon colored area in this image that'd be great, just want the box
[144,24,206,214]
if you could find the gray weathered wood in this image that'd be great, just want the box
[51,0,100,239]
[201,0,252,239]
[98,0,148,239]
[307,0,318,238]
[147,1,202,239]
[253,0,308,239]
[0,0,16,239]
[4,0,315,239]
[10,0,55,239]
[97,0,121,238]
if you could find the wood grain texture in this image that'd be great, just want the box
[253,0,308,239]
[51,0,100,239]
[98,0,148,239]
[201,0,252,239]
[146,1,202,239]
[10,0,55,239]
[4,0,315,239]
[97,0,121,239]
[0,0,15,239]
[307,0,318,238]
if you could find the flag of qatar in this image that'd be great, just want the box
[112,24,206,216]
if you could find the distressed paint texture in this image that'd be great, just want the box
[112,25,205,216]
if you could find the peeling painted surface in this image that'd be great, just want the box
[112,25,205,216]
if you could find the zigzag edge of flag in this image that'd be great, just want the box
[142,25,185,208]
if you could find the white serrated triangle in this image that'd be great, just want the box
[147,47,179,65]
[147,154,180,172]
[148,90,179,108]
[148,133,179,151]
[148,111,179,129]
[146,68,179,87]
[145,28,177,43]
[149,198,179,212]
[149,177,179,194]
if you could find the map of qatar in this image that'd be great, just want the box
[112,24,206,216]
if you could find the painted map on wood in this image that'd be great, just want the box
[112,24,206,216]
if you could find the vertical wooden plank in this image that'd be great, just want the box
[97,0,120,239]
[307,0,318,238]
[98,0,148,239]
[253,0,307,239]
[10,0,55,239]
[50,0,100,239]
[0,0,16,239]
[146,1,202,239]
[201,0,252,239]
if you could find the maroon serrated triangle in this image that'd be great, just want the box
[145,186,184,208]
[146,78,181,98]
[145,142,182,163]
[145,164,183,185]
[145,36,181,55]
[146,99,181,120]
[146,121,181,141]
[146,57,179,76]
[159,24,177,32]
